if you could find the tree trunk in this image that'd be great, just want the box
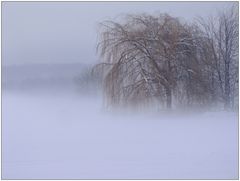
[224,62,231,109]
[166,87,172,109]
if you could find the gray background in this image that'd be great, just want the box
[2,1,236,66]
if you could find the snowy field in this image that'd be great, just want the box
[2,88,238,179]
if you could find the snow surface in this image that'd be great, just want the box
[2,89,238,179]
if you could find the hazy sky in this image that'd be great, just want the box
[2,1,237,66]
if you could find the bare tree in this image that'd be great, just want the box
[96,14,200,109]
[197,5,238,109]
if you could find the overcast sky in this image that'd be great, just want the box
[2,1,237,66]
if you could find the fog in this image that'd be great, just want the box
[2,2,238,179]
[2,1,235,65]
[2,84,238,179]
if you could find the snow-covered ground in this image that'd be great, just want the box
[2,89,238,179]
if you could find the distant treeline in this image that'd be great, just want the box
[3,63,101,94]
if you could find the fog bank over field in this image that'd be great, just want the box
[2,89,238,179]
[2,61,238,179]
